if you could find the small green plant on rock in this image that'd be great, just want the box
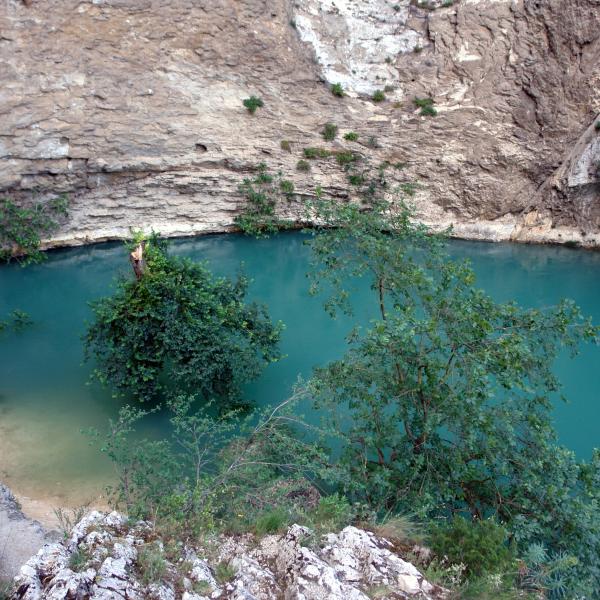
[336,151,358,167]
[344,132,359,141]
[297,159,311,172]
[242,96,264,114]
[280,179,295,196]
[331,83,344,97]
[322,123,338,141]
[69,548,91,572]
[255,508,290,535]
[215,561,237,584]
[304,147,331,159]
[280,140,292,152]
[137,543,167,585]
[372,90,385,102]
[414,96,437,116]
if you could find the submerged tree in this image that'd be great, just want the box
[84,234,281,405]
[306,199,600,595]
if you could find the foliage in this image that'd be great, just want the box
[297,159,311,172]
[54,504,91,539]
[372,90,385,102]
[344,132,359,141]
[414,97,437,116]
[280,140,292,152]
[0,309,32,335]
[309,494,353,532]
[0,580,12,600]
[335,151,358,167]
[429,517,516,578]
[348,174,364,186]
[255,508,290,535]
[367,136,379,148]
[69,548,91,572]
[235,164,294,237]
[242,96,263,114]
[215,561,237,584]
[84,235,281,404]
[137,543,168,585]
[322,123,338,141]
[331,83,344,97]
[305,199,600,595]
[0,195,68,264]
[303,147,331,159]
[280,179,295,196]
[89,392,332,540]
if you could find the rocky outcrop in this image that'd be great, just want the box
[0,485,57,582]
[8,511,447,599]
[1,0,599,246]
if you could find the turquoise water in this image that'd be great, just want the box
[0,232,599,505]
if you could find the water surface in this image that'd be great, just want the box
[0,233,598,507]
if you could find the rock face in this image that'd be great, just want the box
[0,485,57,582]
[8,511,446,600]
[1,0,599,246]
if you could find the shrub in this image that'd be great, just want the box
[429,517,516,578]
[280,140,292,152]
[0,195,68,264]
[84,234,281,404]
[348,174,364,186]
[297,159,311,172]
[137,544,167,585]
[367,136,379,148]
[322,123,338,141]
[400,182,418,196]
[304,147,331,159]
[235,165,294,236]
[243,96,264,114]
[343,132,359,141]
[215,561,237,584]
[0,309,32,336]
[331,83,344,97]
[310,494,352,531]
[69,548,91,572]
[414,97,437,116]
[280,179,295,196]
[255,508,290,535]
[372,90,385,102]
[335,151,357,166]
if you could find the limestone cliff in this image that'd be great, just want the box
[1,0,599,247]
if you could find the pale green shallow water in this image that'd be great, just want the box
[0,232,599,506]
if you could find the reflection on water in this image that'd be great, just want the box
[0,233,599,506]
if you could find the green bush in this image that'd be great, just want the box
[255,508,290,535]
[243,96,264,114]
[69,548,91,572]
[372,90,385,102]
[0,195,68,264]
[331,83,344,97]
[429,517,516,578]
[343,132,359,141]
[304,147,331,159]
[215,561,237,584]
[84,235,281,404]
[137,544,167,585]
[322,123,338,141]
[310,494,352,531]
[414,97,437,116]
[280,140,292,152]
[297,159,311,172]
[348,174,364,186]
[280,179,295,196]
[335,151,357,166]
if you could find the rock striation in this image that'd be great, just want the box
[1,0,599,246]
[8,511,447,599]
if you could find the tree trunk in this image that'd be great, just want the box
[129,242,146,280]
